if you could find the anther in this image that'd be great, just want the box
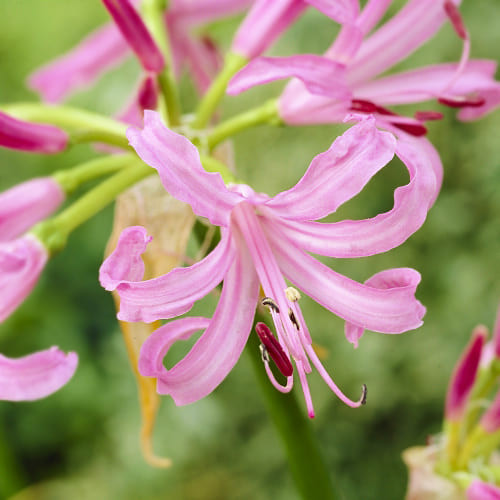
[444,1,467,40]
[261,296,280,313]
[255,322,293,377]
[288,309,300,330]
[438,95,486,109]
[285,287,301,302]
[259,344,270,363]
[414,111,444,122]
[360,384,368,406]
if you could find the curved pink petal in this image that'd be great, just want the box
[170,0,253,27]
[139,239,260,405]
[343,268,426,347]
[467,481,500,500]
[116,75,159,126]
[269,234,425,333]
[0,112,68,154]
[353,60,500,116]
[0,236,47,322]
[346,0,461,86]
[231,0,306,60]
[0,347,78,401]
[99,226,152,291]
[28,23,130,103]
[127,111,244,226]
[227,55,349,99]
[262,136,439,258]
[305,0,359,23]
[0,178,65,242]
[356,0,393,35]
[114,229,235,323]
[264,117,396,221]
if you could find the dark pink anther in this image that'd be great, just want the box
[350,99,378,113]
[414,111,444,122]
[438,95,486,109]
[138,75,159,111]
[255,322,293,377]
[444,1,468,40]
[391,121,428,137]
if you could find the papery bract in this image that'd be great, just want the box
[100,111,437,416]
[0,235,48,322]
[0,112,68,154]
[0,178,65,242]
[0,347,78,401]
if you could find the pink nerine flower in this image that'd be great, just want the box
[0,112,68,154]
[0,347,78,401]
[100,111,438,416]
[0,178,65,242]
[0,235,48,322]
[444,325,487,422]
[101,0,165,73]
[231,0,359,60]
[29,0,252,102]
[228,0,500,132]
[467,480,500,500]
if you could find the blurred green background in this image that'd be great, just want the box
[1,1,499,499]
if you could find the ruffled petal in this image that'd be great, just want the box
[264,117,396,221]
[138,237,260,405]
[269,234,425,333]
[127,111,244,226]
[261,136,440,257]
[0,236,47,322]
[0,178,65,242]
[28,23,130,103]
[0,347,78,401]
[343,268,426,347]
[113,229,235,323]
[99,226,152,291]
[227,55,349,99]
[347,0,461,86]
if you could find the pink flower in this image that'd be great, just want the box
[0,112,68,154]
[229,0,500,132]
[117,75,159,127]
[0,235,48,322]
[0,178,65,243]
[28,0,252,102]
[0,347,77,401]
[467,480,500,500]
[444,325,487,422]
[231,0,359,60]
[101,0,165,73]
[99,111,437,416]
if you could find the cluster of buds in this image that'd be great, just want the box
[404,307,500,499]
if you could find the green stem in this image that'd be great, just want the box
[53,154,137,194]
[246,321,338,500]
[142,0,181,126]
[191,52,248,129]
[1,103,129,149]
[207,99,280,149]
[32,160,152,253]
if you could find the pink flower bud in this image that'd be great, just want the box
[445,325,487,421]
[0,112,68,154]
[0,347,77,401]
[0,178,65,242]
[0,235,48,322]
[102,0,165,73]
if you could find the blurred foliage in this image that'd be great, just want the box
[1,1,500,499]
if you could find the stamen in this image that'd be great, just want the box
[289,309,300,330]
[285,287,301,302]
[444,1,467,40]
[261,296,280,313]
[255,322,293,377]
[361,384,368,405]
[414,111,444,122]
[259,344,270,363]
[350,99,378,113]
[438,95,486,109]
